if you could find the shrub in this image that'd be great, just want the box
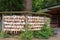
[34,26,53,39]
[0,31,10,38]
[19,22,33,40]
[34,19,54,39]
[19,31,33,40]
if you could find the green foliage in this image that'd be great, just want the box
[25,22,29,32]
[34,19,54,39]
[32,0,59,12]
[0,0,24,11]
[32,0,43,12]
[19,21,33,40]
[32,0,50,12]
[20,31,33,40]
[0,31,10,38]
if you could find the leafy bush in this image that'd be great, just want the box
[19,31,33,40]
[34,19,54,39]
[34,26,53,39]
[0,31,10,38]
[19,22,33,40]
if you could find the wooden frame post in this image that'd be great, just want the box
[2,14,4,32]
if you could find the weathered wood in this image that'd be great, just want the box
[0,11,51,16]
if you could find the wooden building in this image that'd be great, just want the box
[38,5,60,28]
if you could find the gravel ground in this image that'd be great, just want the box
[0,28,60,40]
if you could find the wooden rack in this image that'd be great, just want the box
[2,15,49,34]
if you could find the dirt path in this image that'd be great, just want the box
[0,38,19,40]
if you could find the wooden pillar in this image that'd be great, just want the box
[57,15,58,27]
[2,14,3,31]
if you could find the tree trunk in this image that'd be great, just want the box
[25,0,32,11]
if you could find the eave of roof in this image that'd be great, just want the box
[37,5,60,13]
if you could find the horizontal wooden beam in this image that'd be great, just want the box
[0,11,51,17]
[0,11,33,14]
